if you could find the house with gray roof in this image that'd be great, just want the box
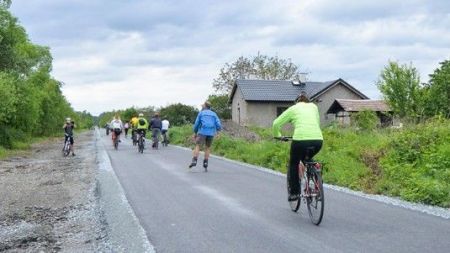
[229,78,369,127]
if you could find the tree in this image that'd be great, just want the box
[213,54,302,94]
[423,60,450,118]
[207,94,231,119]
[376,61,422,119]
[0,0,11,8]
[159,103,198,126]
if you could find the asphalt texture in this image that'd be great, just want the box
[99,132,450,253]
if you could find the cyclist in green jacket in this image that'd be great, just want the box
[136,113,149,138]
[272,91,323,202]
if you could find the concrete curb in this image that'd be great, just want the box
[95,129,155,252]
[172,145,450,219]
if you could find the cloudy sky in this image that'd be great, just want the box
[10,0,450,115]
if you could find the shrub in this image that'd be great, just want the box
[352,110,378,130]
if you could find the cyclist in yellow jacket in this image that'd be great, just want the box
[272,91,323,202]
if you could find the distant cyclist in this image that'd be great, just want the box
[124,121,130,138]
[161,118,170,145]
[189,101,222,171]
[150,112,162,149]
[63,118,76,156]
[130,115,139,143]
[272,91,323,203]
[136,113,149,142]
[110,115,124,147]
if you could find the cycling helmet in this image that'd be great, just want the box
[66,117,71,122]
[138,113,144,117]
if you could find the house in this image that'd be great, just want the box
[326,99,393,126]
[229,78,369,127]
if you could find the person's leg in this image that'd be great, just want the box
[70,137,75,156]
[203,136,213,169]
[189,135,203,168]
[288,141,303,198]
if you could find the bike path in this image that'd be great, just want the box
[99,133,450,253]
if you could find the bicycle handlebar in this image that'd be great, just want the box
[274,136,293,142]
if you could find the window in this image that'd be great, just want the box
[277,107,288,116]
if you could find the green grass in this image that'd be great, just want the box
[169,119,450,207]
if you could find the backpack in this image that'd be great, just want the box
[139,118,146,125]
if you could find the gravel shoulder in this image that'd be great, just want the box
[0,131,110,252]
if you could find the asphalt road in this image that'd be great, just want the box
[99,132,450,253]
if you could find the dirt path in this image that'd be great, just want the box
[0,131,109,252]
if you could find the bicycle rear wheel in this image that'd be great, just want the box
[114,139,118,150]
[138,138,144,153]
[286,172,300,212]
[306,169,324,225]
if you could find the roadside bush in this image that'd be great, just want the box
[352,110,378,131]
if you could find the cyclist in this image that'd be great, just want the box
[161,118,170,145]
[136,113,149,145]
[188,101,222,171]
[63,118,75,156]
[130,115,139,144]
[110,115,124,147]
[124,121,130,138]
[150,112,162,149]
[272,91,323,203]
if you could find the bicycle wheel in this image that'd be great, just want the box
[286,172,300,212]
[63,142,70,157]
[138,138,144,153]
[306,169,324,225]
[114,139,118,150]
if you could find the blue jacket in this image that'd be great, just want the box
[193,109,222,137]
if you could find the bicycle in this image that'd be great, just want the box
[275,136,325,225]
[137,131,145,154]
[112,129,121,150]
[132,130,138,146]
[151,129,160,150]
[62,134,71,157]
[161,130,169,147]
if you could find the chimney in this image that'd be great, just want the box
[292,73,308,87]
[298,72,307,84]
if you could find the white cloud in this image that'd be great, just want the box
[10,0,450,115]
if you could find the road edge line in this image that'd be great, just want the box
[172,145,450,219]
[95,128,156,252]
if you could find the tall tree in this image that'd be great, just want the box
[212,54,302,94]
[423,60,450,118]
[377,61,422,118]
[207,94,231,119]
[160,103,198,126]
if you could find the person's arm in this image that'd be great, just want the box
[215,114,222,131]
[272,107,293,137]
[315,105,320,126]
[193,112,201,134]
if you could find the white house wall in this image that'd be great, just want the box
[246,101,294,127]
[231,87,248,125]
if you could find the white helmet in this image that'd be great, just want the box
[66,117,71,122]
[138,113,144,117]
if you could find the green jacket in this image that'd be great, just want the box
[272,102,323,141]
[136,117,149,130]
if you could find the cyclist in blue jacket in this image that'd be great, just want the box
[189,101,222,171]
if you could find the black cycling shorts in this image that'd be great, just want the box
[65,135,74,145]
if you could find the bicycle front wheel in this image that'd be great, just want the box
[306,169,324,225]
